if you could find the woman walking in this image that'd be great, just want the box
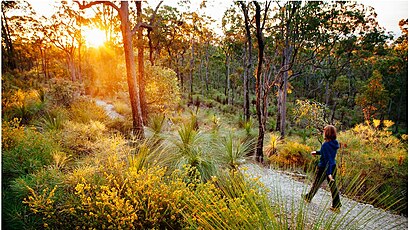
[303,125,342,212]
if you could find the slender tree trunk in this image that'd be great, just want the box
[199,48,204,96]
[254,2,265,163]
[136,1,147,124]
[190,40,195,98]
[280,47,291,138]
[67,53,76,81]
[240,2,251,122]
[2,10,16,70]
[119,2,144,139]
[225,52,230,104]
[205,43,210,92]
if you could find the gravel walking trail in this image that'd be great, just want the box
[95,99,124,120]
[241,163,408,230]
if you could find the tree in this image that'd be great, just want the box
[76,1,145,139]
[42,2,83,81]
[355,70,389,121]
[238,1,252,122]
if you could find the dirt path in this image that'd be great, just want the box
[241,163,407,230]
[95,99,124,120]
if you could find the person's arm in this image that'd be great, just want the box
[311,150,321,155]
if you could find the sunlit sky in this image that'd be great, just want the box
[29,0,408,37]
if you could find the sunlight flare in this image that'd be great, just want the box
[83,27,106,48]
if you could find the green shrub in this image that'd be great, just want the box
[60,120,107,155]
[218,134,254,169]
[34,107,68,132]
[47,78,82,107]
[68,98,109,124]
[23,166,189,229]
[2,89,45,124]
[336,121,408,214]
[145,64,181,114]
[269,141,312,169]
[2,121,60,183]
[106,117,133,137]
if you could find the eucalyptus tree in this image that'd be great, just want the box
[41,1,87,82]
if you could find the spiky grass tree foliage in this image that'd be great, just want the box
[218,134,254,169]
[167,123,217,182]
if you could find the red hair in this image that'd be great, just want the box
[324,125,337,141]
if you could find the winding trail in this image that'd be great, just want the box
[241,163,407,230]
[95,99,124,120]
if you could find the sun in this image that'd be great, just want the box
[83,27,106,48]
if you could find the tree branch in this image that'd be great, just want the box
[74,1,120,13]
[131,22,153,35]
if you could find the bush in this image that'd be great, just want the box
[336,121,408,214]
[60,120,107,155]
[33,107,69,132]
[2,120,60,183]
[68,98,109,124]
[47,78,82,107]
[2,89,45,124]
[269,141,312,169]
[145,64,181,114]
[23,166,189,229]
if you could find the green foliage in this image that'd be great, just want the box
[2,120,60,183]
[336,120,407,213]
[34,107,68,132]
[269,140,312,169]
[167,123,216,181]
[60,120,107,155]
[355,70,389,121]
[182,170,279,229]
[47,78,82,107]
[68,98,109,124]
[2,89,45,124]
[218,134,254,169]
[293,99,329,132]
[147,113,166,135]
[145,64,181,114]
[264,132,282,158]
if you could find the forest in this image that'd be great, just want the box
[1,0,408,229]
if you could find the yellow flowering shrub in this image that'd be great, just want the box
[182,170,278,229]
[1,118,25,150]
[22,164,278,229]
[269,141,312,169]
[24,166,189,229]
[61,120,107,155]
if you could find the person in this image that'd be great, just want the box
[302,125,342,213]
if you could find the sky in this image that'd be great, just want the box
[29,0,408,38]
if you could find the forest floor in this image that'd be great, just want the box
[95,99,407,229]
[242,163,408,230]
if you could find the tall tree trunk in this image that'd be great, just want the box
[199,48,204,96]
[119,2,144,139]
[254,2,265,163]
[67,53,76,81]
[136,1,147,124]
[225,52,230,104]
[2,10,16,70]
[205,43,210,92]
[279,46,291,138]
[190,40,195,98]
[240,2,251,122]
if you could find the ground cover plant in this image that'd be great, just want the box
[2,0,407,229]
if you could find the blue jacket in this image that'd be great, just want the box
[317,140,339,175]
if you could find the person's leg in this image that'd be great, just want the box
[304,166,326,202]
[327,166,342,208]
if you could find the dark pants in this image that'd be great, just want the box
[305,166,341,208]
